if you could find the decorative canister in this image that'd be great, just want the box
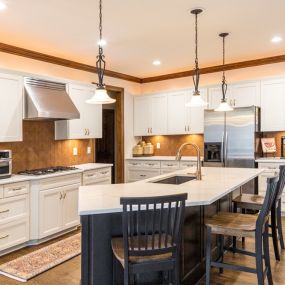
[143,142,154,156]
[132,144,143,157]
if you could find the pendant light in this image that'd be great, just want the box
[186,9,208,108]
[86,0,116,104]
[214,33,233,112]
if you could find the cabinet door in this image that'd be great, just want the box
[151,94,167,135]
[208,85,233,110]
[188,88,208,134]
[62,184,80,230]
[231,81,260,107]
[55,84,102,139]
[0,74,23,142]
[134,96,151,136]
[167,91,189,135]
[39,188,62,238]
[261,78,285,131]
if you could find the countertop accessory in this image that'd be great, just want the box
[0,150,12,179]
[261,137,276,156]
[185,9,208,107]
[214,33,233,112]
[143,142,154,156]
[86,0,115,105]
[132,144,143,157]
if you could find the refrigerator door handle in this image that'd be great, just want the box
[221,133,224,162]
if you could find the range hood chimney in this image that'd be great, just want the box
[24,78,80,120]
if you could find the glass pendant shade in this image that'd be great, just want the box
[86,87,116,104]
[214,99,233,112]
[186,92,208,107]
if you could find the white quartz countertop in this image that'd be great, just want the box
[0,163,112,184]
[74,163,113,171]
[126,156,203,161]
[256,157,285,163]
[79,167,263,215]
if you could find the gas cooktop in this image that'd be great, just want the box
[18,166,78,176]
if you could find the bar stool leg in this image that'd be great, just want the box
[271,207,281,260]
[277,200,285,249]
[218,235,224,274]
[255,234,264,285]
[263,223,273,285]
[206,226,212,285]
[241,208,246,245]
[233,203,237,251]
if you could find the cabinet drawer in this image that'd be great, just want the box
[39,173,81,190]
[127,161,144,168]
[0,195,29,224]
[161,161,179,170]
[0,185,3,199]
[4,182,29,198]
[258,162,283,170]
[127,169,160,182]
[179,161,197,169]
[143,161,161,169]
[127,160,160,169]
[0,218,29,251]
[83,168,111,185]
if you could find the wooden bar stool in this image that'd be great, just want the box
[205,176,279,285]
[232,165,285,260]
[111,193,187,285]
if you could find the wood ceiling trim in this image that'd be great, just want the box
[0,42,142,83]
[0,42,284,84]
[142,55,285,83]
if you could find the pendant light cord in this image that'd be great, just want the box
[96,0,106,88]
[192,11,200,95]
[221,34,227,101]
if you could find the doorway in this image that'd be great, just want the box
[95,86,124,183]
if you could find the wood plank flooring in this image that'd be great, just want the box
[0,222,285,285]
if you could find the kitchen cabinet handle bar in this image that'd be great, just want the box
[0,234,9,239]
[0,209,9,214]
[12,187,23,191]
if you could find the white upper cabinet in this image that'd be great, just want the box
[0,73,23,142]
[134,94,167,136]
[208,85,233,110]
[55,84,102,140]
[230,81,261,107]
[261,78,285,131]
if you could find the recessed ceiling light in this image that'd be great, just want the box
[271,36,282,43]
[97,39,106,46]
[0,2,7,11]
[152,60,161,66]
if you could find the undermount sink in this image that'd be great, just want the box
[151,175,196,185]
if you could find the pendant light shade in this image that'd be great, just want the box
[214,33,233,112]
[86,87,116,104]
[186,9,208,108]
[86,0,116,105]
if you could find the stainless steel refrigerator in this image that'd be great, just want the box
[203,106,261,193]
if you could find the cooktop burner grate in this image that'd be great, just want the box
[18,166,78,176]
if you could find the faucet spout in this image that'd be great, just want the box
[175,142,202,180]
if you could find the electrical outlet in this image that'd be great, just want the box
[73,147,78,156]
[87,146,91,154]
[156,142,161,149]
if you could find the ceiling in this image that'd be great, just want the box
[0,0,284,78]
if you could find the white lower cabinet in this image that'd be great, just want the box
[39,183,80,239]
[82,167,112,186]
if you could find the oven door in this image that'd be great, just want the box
[0,159,11,178]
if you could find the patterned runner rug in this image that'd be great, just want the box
[0,233,81,282]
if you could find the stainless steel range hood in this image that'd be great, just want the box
[24,78,80,120]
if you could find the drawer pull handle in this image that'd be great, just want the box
[167,164,174,166]
[87,174,95,177]
[0,209,9,214]
[59,192,63,200]
[101,171,109,174]
[11,187,23,191]
[140,175,146,177]
[0,234,9,240]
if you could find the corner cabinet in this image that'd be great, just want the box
[55,84,102,140]
[0,73,23,142]
[134,94,167,136]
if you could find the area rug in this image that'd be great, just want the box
[0,233,81,282]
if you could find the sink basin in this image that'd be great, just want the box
[151,175,196,185]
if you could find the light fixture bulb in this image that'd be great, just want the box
[152,60,161,66]
[214,100,233,112]
[86,87,116,104]
[186,92,208,107]
[271,36,282,43]
[97,39,107,46]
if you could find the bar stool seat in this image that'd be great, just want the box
[205,212,258,238]
[233,194,264,209]
[111,234,173,266]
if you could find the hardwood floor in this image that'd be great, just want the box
[1,222,285,285]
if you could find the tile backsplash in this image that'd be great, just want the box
[0,121,95,173]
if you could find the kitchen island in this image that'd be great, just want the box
[79,167,263,285]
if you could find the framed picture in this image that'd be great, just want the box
[261,138,276,154]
